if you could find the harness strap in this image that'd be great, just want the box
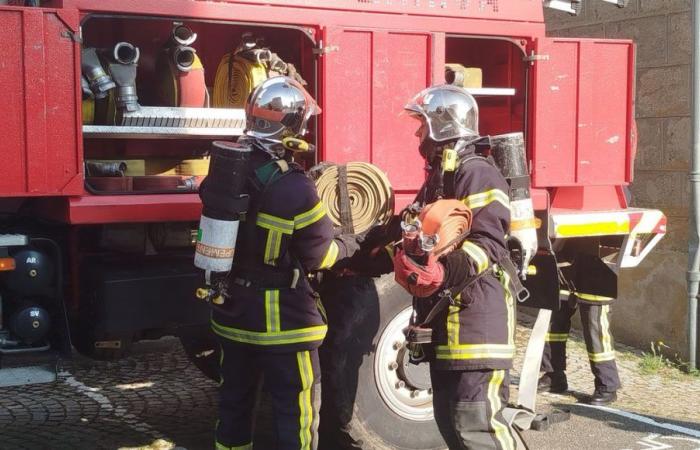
[337,164,355,234]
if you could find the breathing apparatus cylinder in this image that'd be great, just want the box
[195,141,251,283]
[490,132,538,278]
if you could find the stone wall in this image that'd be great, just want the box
[544,1,695,360]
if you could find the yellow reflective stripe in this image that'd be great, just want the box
[219,344,225,386]
[257,212,294,234]
[588,351,616,363]
[488,370,515,450]
[232,445,253,450]
[296,351,314,450]
[216,442,252,450]
[462,241,489,273]
[576,293,615,302]
[447,302,461,347]
[318,241,339,270]
[265,290,281,333]
[435,344,515,360]
[556,221,630,237]
[264,230,283,265]
[295,201,326,230]
[545,333,569,342]
[498,266,515,347]
[462,189,510,211]
[211,320,328,346]
[385,243,395,259]
[601,305,613,354]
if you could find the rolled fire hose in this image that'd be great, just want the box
[417,199,473,257]
[212,53,267,108]
[155,25,208,108]
[156,50,208,107]
[313,162,394,235]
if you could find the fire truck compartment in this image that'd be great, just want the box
[80,15,316,158]
[445,36,527,139]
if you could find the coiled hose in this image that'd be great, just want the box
[312,162,394,234]
[417,199,472,256]
[212,53,267,108]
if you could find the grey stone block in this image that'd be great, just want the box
[590,0,641,22]
[634,118,664,171]
[630,170,687,215]
[636,65,691,117]
[605,15,667,68]
[663,116,691,170]
[640,0,691,14]
[668,12,691,65]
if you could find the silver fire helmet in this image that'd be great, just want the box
[244,76,321,141]
[404,85,479,144]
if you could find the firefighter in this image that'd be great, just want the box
[212,76,358,450]
[351,85,517,450]
[538,253,621,406]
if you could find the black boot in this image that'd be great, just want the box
[537,371,568,393]
[589,388,617,406]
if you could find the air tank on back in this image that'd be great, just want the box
[490,132,538,278]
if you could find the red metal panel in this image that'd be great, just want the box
[321,28,372,165]
[0,7,82,197]
[57,0,545,24]
[531,37,635,188]
[371,32,430,193]
[322,28,430,204]
[0,9,26,195]
[67,194,202,224]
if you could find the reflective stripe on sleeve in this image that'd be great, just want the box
[211,320,328,346]
[318,241,339,270]
[295,201,326,230]
[462,189,510,211]
[264,230,283,265]
[461,241,489,273]
[257,213,295,234]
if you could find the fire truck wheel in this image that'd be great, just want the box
[319,274,446,450]
[179,326,220,382]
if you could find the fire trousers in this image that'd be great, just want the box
[430,367,516,450]
[541,299,621,392]
[215,339,321,450]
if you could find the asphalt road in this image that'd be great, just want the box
[0,338,698,450]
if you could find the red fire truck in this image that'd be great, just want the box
[0,0,666,448]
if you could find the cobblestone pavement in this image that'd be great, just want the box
[0,316,698,450]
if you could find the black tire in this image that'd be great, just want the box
[179,325,220,382]
[319,274,446,450]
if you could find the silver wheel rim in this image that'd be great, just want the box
[374,306,434,421]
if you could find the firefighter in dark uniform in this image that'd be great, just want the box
[212,76,357,450]
[355,85,517,450]
[538,253,621,406]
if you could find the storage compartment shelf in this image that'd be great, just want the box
[67,194,202,224]
[83,125,245,139]
[466,88,516,96]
